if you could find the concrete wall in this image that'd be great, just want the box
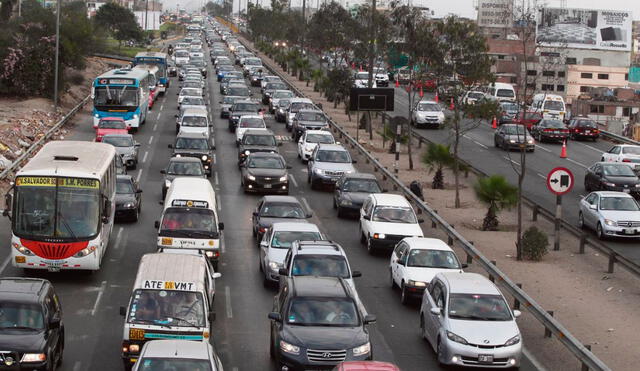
[564,49,631,68]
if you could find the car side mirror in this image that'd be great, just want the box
[278,267,287,276]
[589,204,597,210]
[49,316,61,329]
[352,271,362,278]
[134,143,141,147]
[168,144,173,149]
[430,307,441,316]
[305,213,313,218]
[513,310,521,318]
[268,312,282,322]
[417,219,425,224]
[119,306,126,317]
[461,263,468,269]
[174,114,179,118]
[209,310,216,322]
[363,314,377,324]
[252,211,259,216]
[160,169,166,174]
[352,159,358,164]
[218,222,224,230]
[286,165,292,169]
[136,189,142,194]
[363,215,370,221]
[154,221,160,229]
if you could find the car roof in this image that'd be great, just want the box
[370,193,410,207]
[0,278,48,301]
[262,195,302,204]
[417,100,438,104]
[176,132,208,139]
[169,156,202,163]
[102,133,133,139]
[247,152,283,159]
[341,172,377,180]
[292,240,344,256]
[239,115,263,120]
[141,340,211,360]
[317,144,348,151]
[289,98,313,103]
[244,129,275,136]
[592,191,635,198]
[403,237,453,252]
[271,222,320,232]
[182,108,208,116]
[298,109,323,114]
[438,272,501,295]
[305,130,332,136]
[290,276,348,298]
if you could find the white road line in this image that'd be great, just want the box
[537,173,546,180]
[212,153,217,164]
[289,174,298,188]
[214,172,219,186]
[156,112,161,120]
[220,234,225,254]
[575,141,604,153]
[523,347,549,371]
[472,140,488,149]
[216,194,221,211]
[225,286,233,319]
[73,361,82,371]
[113,227,124,250]
[160,104,164,110]
[91,281,107,316]
[301,196,312,212]
[153,122,158,131]
[0,255,11,274]
[502,156,520,166]
[535,144,552,153]
[566,158,588,169]
[232,367,239,371]
[136,169,143,183]
[142,151,149,163]
[148,135,154,145]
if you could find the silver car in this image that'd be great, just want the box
[578,191,640,239]
[307,144,357,189]
[132,340,223,371]
[102,134,139,169]
[420,272,522,368]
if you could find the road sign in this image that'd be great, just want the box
[546,167,574,196]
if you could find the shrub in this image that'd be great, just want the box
[521,226,549,261]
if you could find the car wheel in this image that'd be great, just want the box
[269,333,275,359]
[130,162,137,170]
[212,261,219,272]
[400,282,409,305]
[132,207,139,222]
[366,237,376,255]
[207,171,212,178]
[601,157,605,162]
[390,269,395,289]
[420,316,427,340]
[47,350,56,371]
[436,338,445,366]
[578,212,585,229]
[596,223,606,240]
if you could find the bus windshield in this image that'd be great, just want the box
[128,289,205,328]
[94,86,138,108]
[13,176,101,240]
[160,208,219,237]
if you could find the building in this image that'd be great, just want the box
[566,65,630,105]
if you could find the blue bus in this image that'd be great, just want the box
[133,52,170,94]
[92,67,151,129]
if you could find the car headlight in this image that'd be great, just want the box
[509,139,516,143]
[201,155,208,161]
[133,114,139,119]
[20,353,46,363]
[352,342,371,356]
[408,279,427,287]
[175,154,181,157]
[341,199,352,206]
[314,168,324,175]
[604,182,616,187]
[527,139,534,144]
[13,243,33,256]
[279,340,300,355]
[446,331,469,345]
[635,184,640,188]
[604,219,617,226]
[74,245,97,258]
[504,335,520,347]
[125,202,136,208]
[248,175,256,181]
[279,175,288,182]
[373,233,385,239]
[268,261,280,271]
[244,150,250,155]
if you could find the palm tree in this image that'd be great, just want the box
[421,143,455,189]
[474,175,518,231]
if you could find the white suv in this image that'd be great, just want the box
[359,193,424,254]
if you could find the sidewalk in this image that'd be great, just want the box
[242,37,640,371]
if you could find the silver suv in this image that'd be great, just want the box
[307,144,357,189]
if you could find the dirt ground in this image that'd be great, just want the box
[246,39,640,370]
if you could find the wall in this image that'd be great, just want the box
[566,65,630,104]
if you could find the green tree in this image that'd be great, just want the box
[474,175,518,231]
[95,2,142,46]
[307,2,355,68]
[421,143,455,190]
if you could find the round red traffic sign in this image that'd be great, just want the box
[546,167,574,195]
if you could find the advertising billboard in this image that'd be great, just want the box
[477,0,514,28]
[537,7,632,51]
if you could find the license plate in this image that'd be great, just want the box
[585,130,591,134]
[623,189,630,193]
[625,229,635,235]
[161,237,173,245]
[263,184,272,189]
[129,328,145,340]
[478,354,493,363]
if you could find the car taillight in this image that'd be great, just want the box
[543,128,554,132]
[623,159,632,162]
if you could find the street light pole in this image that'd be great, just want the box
[53,0,61,110]
[145,0,149,31]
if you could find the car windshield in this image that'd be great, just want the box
[99,120,127,129]
[355,72,369,80]
[496,89,515,98]
[245,59,262,65]
[306,134,334,144]
[292,255,350,278]
[523,112,541,120]
[183,82,201,89]
[103,136,133,147]
[274,91,294,99]
[622,147,640,155]
[243,135,276,146]
[271,231,322,248]
[127,289,206,328]
[239,118,265,128]
[175,138,208,150]
[182,97,205,106]
[180,89,200,96]
[160,208,218,235]
[372,206,417,223]
[116,180,134,194]
[503,125,527,135]
[599,197,640,211]
[94,86,138,107]
[234,103,258,111]
[290,102,314,112]
[342,179,381,193]
[576,120,597,128]
[543,101,564,111]
[316,150,350,163]
[0,302,44,330]
[448,294,512,321]
[223,96,240,104]
[417,103,440,112]
[167,161,203,175]
[136,358,212,371]
[468,92,485,99]
[602,165,635,177]
[540,120,564,128]
[266,83,287,90]
[298,112,325,122]
[260,203,306,218]
[407,249,460,268]
[181,116,207,127]
[287,297,358,327]
[248,157,284,169]
[175,51,189,58]
[501,103,518,111]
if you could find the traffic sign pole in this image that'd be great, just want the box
[555,195,562,251]
[546,167,574,251]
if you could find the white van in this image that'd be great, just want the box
[120,252,221,367]
[531,93,566,121]
[156,178,224,269]
[487,82,516,102]
[177,107,210,138]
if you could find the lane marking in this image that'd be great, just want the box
[471,139,488,149]
[214,171,219,186]
[73,362,82,371]
[91,281,107,316]
[153,122,158,131]
[535,144,552,153]
[289,174,298,188]
[160,104,164,110]
[301,196,312,212]
[537,172,546,180]
[216,194,221,211]
[113,227,124,250]
[136,169,143,183]
[523,347,549,371]
[503,156,520,166]
[148,135,154,145]
[156,112,161,120]
[566,158,588,169]
[575,141,603,153]
[220,234,225,254]
[225,286,233,319]
[212,153,217,164]
[0,255,11,274]
[142,151,149,163]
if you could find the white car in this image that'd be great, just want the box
[462,90,487,105]
[353,71,377,88]
[235,115,267,143]
[412,100,445,128]
[601,145,640,171]
[390,237,465,304]
[177,108,210,139]
[297,130,336,162]
[259,222,323,285]
[133,340,223,371]
[359,193,424,254]
[578,191,640,239]
[178,88,203,105]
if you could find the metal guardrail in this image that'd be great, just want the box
[238,37,611,371]
[91,53,133,62]
[0,95,91,181]
[600,130,640,146]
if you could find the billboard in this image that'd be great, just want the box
[477,0,514,28]
[135,11,162,31]
[537,8,632,51]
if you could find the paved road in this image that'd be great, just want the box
[0,43,539,370]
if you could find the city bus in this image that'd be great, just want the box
[92,67,151,129]
[133,52,170,93]
[4,141,117,271]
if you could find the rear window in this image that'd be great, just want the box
[576,120,597,128]
[496,89,514,98]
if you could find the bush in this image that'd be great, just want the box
[521,226,549,261]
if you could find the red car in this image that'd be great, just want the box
[512,111,542,130]
[95,117,130,142]
[148,88,158,110]
[333,361,400,371]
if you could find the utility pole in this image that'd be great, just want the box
[53,0,61,110]
[145,0,149,31]
[366,0,376,140]
[301,0,306,55]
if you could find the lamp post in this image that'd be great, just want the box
[53,0,61,110]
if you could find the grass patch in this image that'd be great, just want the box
[102,38,160,58]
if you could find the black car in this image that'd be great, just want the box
[334,173,384,218]
[567,117,600,141]
[530,119,570,143]
[268,277,376,370]
[241,153,291,194]
[252,196,312,242]
[115,175,142,222]
[169,132,215,177]
[584,162,640,197]
[228,100,261,132]
[160,157,206,199]
[0,278,64,370]
[494,123,535,152]
[498,102,519,125]
[238,129,280,166]
[291,109,328,142]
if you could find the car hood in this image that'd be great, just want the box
[173,149,209,156]
[115,193,136,204]
[0,331,46,353]
[97,128,128,136]
[282,325,368,350]
[341,192,371,205]
[247,168,287,178]
[230,110,257,117]
[404,267,462,284]
[315,163,356,172]
[448,318,519,346]
[115,147,135,156]
[416,111,443,117]
[267,247,289,265]
[368,222,424,237]
[239,145,278,153]
[598,209,640,221]
[165,174,204,182]
[603,176,640,186]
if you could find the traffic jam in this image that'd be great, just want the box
[0,16,543,371]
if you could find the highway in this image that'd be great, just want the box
[0,40,539,370]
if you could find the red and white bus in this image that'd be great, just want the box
[5,141,117,271]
